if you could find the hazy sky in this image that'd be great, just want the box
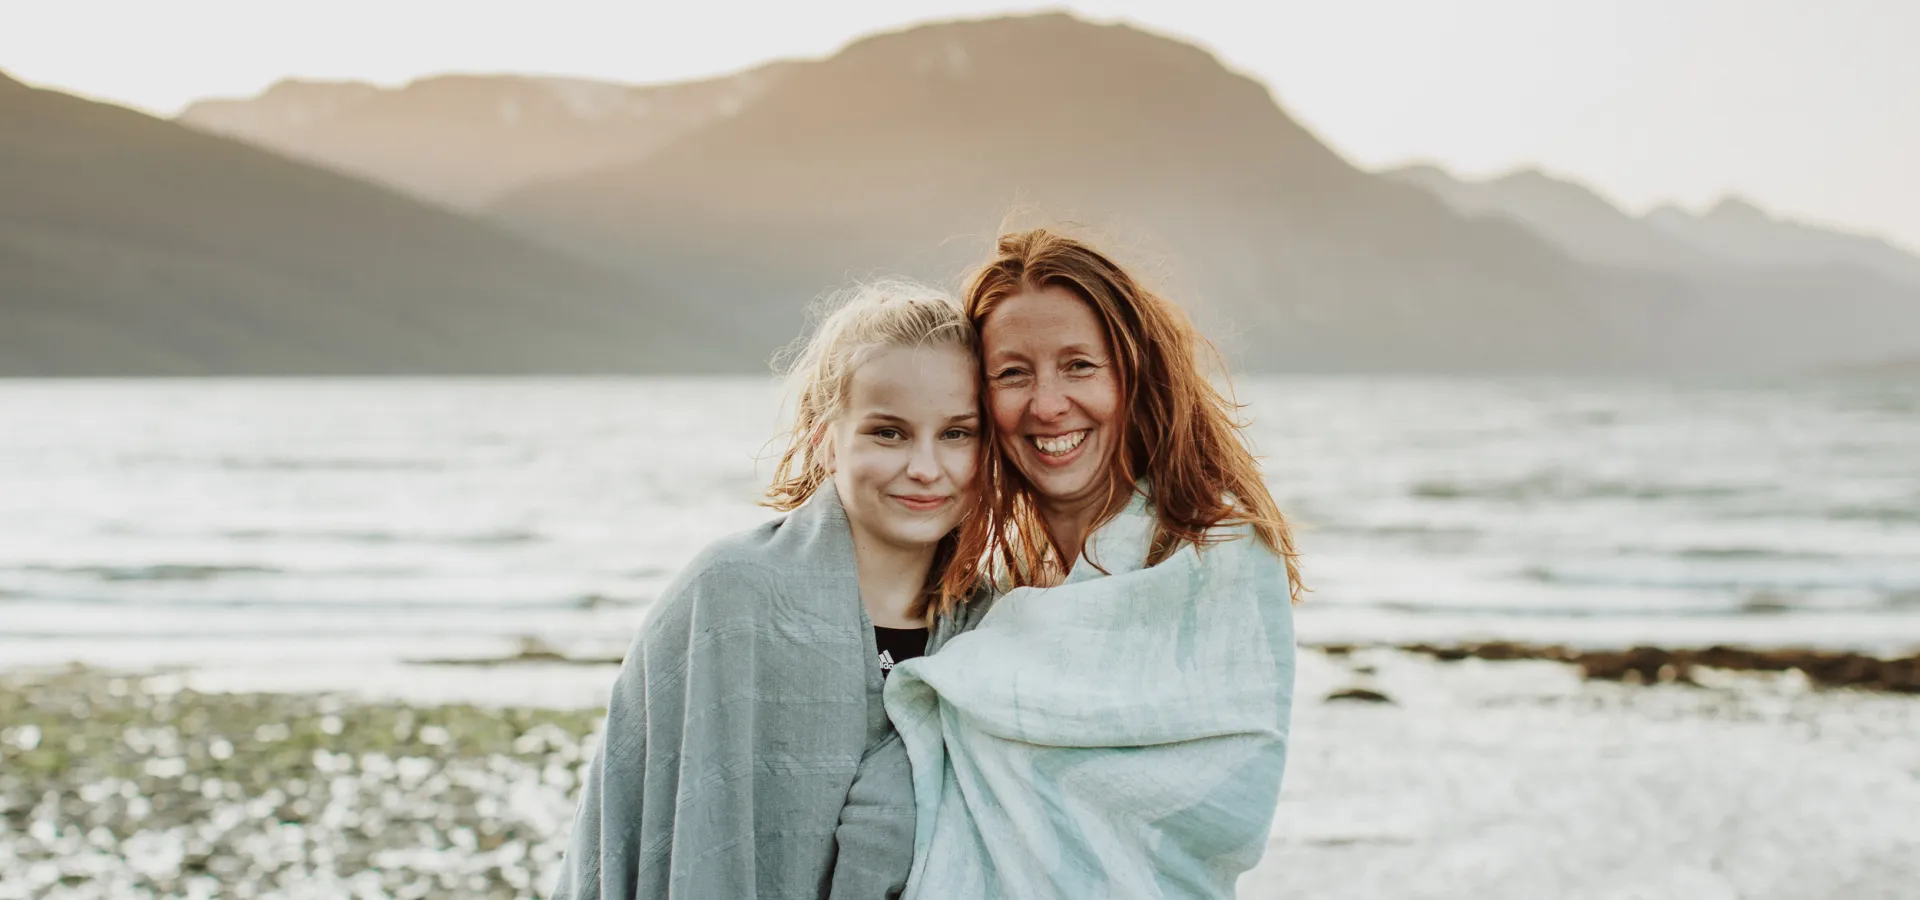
[7,0,1918,252]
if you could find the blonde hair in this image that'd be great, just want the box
[766,279,978,511]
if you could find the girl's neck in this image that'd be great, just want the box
[848,526,935,629]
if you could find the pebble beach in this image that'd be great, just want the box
[6,646,1917,900]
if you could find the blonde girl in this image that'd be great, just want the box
[554,282,981,900]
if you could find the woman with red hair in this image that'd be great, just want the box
[886,229,1303,899]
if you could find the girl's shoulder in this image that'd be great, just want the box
[930,585,1001,649]
[647,497,862,630]
[647,519,789,626]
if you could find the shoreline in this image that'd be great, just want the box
[6,646,1918,898]
[401,636,1920,695]
[1346,641,1920,693]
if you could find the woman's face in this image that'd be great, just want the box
[826,343,981,553]
[980,285,1121,518]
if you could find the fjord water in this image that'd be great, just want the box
[2,377,1916,681]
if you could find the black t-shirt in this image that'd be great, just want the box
[874,625,929,679]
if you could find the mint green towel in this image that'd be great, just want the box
[886,492,1296,898]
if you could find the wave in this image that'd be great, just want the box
[1670,546,1843,560]
[1517,564,1920,595]
[0,593,649,611]
[16,563,282,582]
[1410,473,1752,504]
[215,527,544,545]
[0,625,614,641]
[1825,503,1920,524]
[1343,595,1904,618]
[218,456,444,472]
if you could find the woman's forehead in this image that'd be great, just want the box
[983,288,1108,348]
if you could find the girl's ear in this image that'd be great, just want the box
[811,421,835,474]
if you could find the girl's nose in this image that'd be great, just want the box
[906,438,941,481]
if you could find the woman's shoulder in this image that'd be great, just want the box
[1181,519,1289,576]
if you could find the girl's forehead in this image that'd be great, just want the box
[844,344,979,404]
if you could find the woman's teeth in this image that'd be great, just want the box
[1032,430,1087,456]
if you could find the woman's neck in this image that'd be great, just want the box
[1038,494,1107,572]
[847,526,935,629]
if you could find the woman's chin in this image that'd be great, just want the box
[1029,473,1103,512]
[1011,439,1108,507]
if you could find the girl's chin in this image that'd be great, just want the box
[877,520,961,549]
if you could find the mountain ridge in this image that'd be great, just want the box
[12,15,1918,376]
[1390,163,1920,288]
[177,63,796,209]
[487,13,1730,374]
[1,76,724,375]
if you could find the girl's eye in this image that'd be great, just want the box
[874,427,905,441]
[942,428,975,441]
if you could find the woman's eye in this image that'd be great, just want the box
[992,368,1027,382]
[1068,359,1097,372]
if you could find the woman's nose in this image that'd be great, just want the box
[1032,375,1071,420]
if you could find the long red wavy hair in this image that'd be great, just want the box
[936,228,1304,614]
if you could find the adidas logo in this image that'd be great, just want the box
[878,650,897,671]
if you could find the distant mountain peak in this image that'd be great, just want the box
[1642,195,1920,288]
[1489,167,1563,187]
[1395,164,1621,210]
[835,10,1232,81]
[730,8,1321,171]
[1382,163,1719,272]
[242,77,381,107]
[1487,167,1621,206]
[1703,196,1774,224]
[176,64,798,209]
[1388,161,1449,178]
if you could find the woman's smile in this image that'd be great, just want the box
[1028,428,1090,462]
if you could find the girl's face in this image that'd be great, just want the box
[980,286,1121,518]
[825,343,981,553]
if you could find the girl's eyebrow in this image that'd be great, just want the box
[866,411,979,424]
